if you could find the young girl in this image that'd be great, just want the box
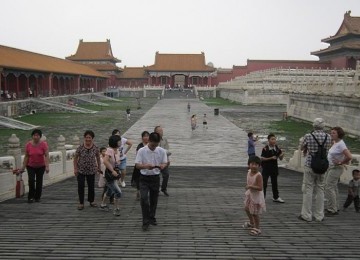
[98,147,107,193]
[243,156,266,236]
[191,114,197,131]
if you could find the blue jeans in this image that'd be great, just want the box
[106,180,122,199]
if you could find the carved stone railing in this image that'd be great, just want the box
[0,134,80,202]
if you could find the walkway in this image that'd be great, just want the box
[124,98,251,166]
[0,98,358,259]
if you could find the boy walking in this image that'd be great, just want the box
[343,169,360,212]
[261,133,285,203]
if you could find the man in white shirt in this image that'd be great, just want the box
[135,132,168,231]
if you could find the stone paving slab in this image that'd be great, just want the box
[0,166,359,259]
[123,98,251,167]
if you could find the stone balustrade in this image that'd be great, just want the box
[287,138,360,184]
[0,134,80,202]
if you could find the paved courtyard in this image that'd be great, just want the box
[0,98,358,259]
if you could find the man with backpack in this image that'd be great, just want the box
[298,118,331,222]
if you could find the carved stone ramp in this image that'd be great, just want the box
[73,96,109,107]
[31,99,97,114]
[0,115,39,130]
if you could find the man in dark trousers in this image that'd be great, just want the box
[261,133,285,203]
[135,132,167,231]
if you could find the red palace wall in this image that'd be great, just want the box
[330,56,348,69]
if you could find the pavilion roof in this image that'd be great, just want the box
[322,11,360,43]
[118,67,147,79]
[0,45,106,77]
[146,52,215,72]
[66,39,121,63]
[85,63,122,72]
[311,41,360,56]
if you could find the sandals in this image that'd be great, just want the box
[77,204,84,210]
[242,222,254,229]
[249,228,262,236]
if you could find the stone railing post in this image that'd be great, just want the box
[72,135,80,147]
[57,135,66,172]
[7,134,22,170]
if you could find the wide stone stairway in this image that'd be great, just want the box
[0,98,358,259]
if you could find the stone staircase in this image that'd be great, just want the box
[0,116,38,130]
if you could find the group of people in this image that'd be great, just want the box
[20,126,171,231]
[187,102,208,131]
[18,116,358,234]
[244,118,358,236]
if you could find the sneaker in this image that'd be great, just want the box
[120,181,126,188]
[113,208,121,216]
[100,204,109,211]
[297,215,311,222]
[273,197,285,203]
[325,210,339,217]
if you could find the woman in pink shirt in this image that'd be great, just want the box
[21,129,49,203]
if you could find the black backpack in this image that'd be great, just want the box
[310,133,329,174]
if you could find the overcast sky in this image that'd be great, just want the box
[1,0,359,68]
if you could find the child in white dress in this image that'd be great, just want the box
[243,156,266,236]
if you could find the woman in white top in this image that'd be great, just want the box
[325,126,352,215]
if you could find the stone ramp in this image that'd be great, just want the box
[0,115,39,130]
[0,167,358,259]
[73,96,110,106]
[32,98,97,113]
[123,98,249,166]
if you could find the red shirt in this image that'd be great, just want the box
[25,141,48,168]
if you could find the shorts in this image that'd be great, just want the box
[119,157,127,170]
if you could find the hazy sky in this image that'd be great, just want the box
[1,0,359,68]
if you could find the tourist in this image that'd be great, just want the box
[260,133,285,203]
[21,129,49,203]
[243,156,266,236]
[343,169,360,212]
[191,114,197,131]
[135,132,168,231]
[202,113,208,130]
[131,131,150,200]
[73,130,101,210]
[154,126,171,196]
[298,118,331,222]
[324,126,352,216]
[187,102,191,112]
[112,129,133,187]
[126,106,131,121]
[247,132,258,157]
[100,135,122,216]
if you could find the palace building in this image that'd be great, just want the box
[311,11,360,70]
[0,45,107,100]
[66,39,122,86]
[145,52,215,87]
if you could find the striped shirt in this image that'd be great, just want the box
[302,130,332,167]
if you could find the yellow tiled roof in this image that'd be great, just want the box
[146,52,215,72]
[322,11,360,42]
[118,67,147,78]
[66,40,121,62]
[0,45,107,77]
